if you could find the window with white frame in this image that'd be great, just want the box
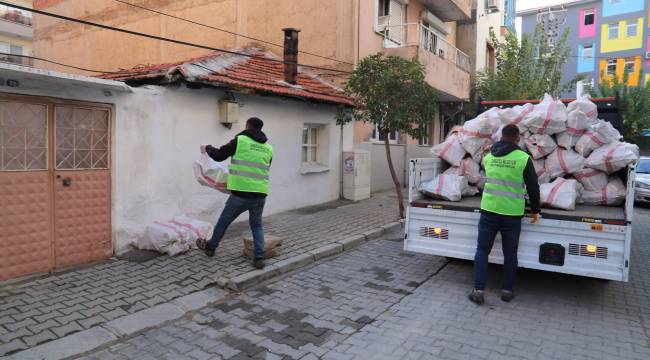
[376,0,404,45]
[583,9,595,26]
[608,23,619,39]
[624,57,636,74]
[582,45,593,60]
[301,125,320,164]
[372,125,399,144]
[418,123,430,146]
[576,78,594,97]
[606,59,617,76]
[626,21,637,37]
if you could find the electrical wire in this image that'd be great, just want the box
[1,1,351,75]
[112,0,355,67]
[0,52,122,73]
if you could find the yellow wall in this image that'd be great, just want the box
[601,18,644,53]
[599,56,641,86]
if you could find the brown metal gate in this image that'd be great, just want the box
[0,97,112,281]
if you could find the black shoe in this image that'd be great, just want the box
[253,259,265,270]
[468,289,484,305]
[196,238,215,258]
[501,290,515,302]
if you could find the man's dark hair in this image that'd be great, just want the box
[501,124,520,141]
[247,117,264,130]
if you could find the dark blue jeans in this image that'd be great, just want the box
[473,212,522,291]
[207,195,266,260]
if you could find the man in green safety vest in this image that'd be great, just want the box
[469,124,540,305]
[197,117,273,270]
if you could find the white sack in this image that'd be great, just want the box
[477,170,487,190]
[540,178,583,211]
[581,177,626,206]
[443,157,481,184]
[573,168,608,191]
[171,215,213,248]
[522,94,568,135]
[463,185,480,197]
[193,153,229,194]
[525,134,557,160]
[499,103,534,130]
[460,108,501,159]
[137,222,191,256]
[431,133,466,166]
[575,120,621,157]
[567,95,598,122]
[545,148,585,180]
[557,110,597,149]
[420,174,468,202]
[533,158,550,184]
[585,142,640,174]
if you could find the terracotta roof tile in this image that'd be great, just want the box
[99,48,353,106]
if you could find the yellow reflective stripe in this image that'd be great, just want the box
[229,169,269,180]
[231,159,270,170]
[483,188,526,199]
[485,177,525,189]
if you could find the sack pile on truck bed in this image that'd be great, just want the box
[422,94,640,210]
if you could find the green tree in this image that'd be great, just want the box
[337,54,438,218]
[589,70,650,139]
[475,24,576,100]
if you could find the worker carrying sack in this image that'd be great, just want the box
[545,148,585,180]
[540,178,583,211]
[443,157,481,184]
[573,168,608,191]
[522,94,567,135]
[525,134,557,160]
[566,95,598,122]
[585,142,640,174]
[431,132,466,167]
[460,108,501,160]
[420,174,469,202]
[533,158,550,184]
[556,110,597,149]
[575,120,621,157]
[193,153,229,194]
[581,177,626,206]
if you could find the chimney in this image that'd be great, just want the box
[282,28,300,85]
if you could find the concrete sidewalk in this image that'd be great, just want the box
[0,192,401,357]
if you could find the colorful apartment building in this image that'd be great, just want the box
[519,0,650,98]
[0,0,32,66]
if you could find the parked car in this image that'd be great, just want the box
[635,157,650,204]
[641,129,650,137]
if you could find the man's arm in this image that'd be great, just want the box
[205,139,237,162]
[523,158,541,214]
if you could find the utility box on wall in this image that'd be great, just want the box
[219,100,239,124]
[343,150,371,201]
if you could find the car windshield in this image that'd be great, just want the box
[637,159,650,174]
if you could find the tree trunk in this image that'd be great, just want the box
[383,130,405,219]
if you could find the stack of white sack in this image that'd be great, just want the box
[522,94,567,135]
[540,178,583,211]
[443,157,482,184]
[138,221,191,256]
[575,120,621,157]
[431,132,465,166]
[556,110,597,149]
[566,95,598,122]
[526,134,557,159]
[585,142,640,174]
[581,177,626,206]
[420,174,469,202]
[460,108,501,161]
[499,103,534,130]
[545,148,585,180]
[573,168,609,191]
[533,158,550,184]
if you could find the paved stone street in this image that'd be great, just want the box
[70,207,650,360]
[0,193,400,357]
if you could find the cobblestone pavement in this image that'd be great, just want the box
[73,208,650,360]
[0,193,400,357]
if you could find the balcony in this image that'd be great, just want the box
[419,0,472,22]
[0,7,32,39]
[0,54,33,67]
[380,23,471,101]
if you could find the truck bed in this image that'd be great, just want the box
[411,196,626,223]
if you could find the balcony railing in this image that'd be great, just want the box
[0,6,32,27]
[0,54,33,67]
[381,22,470,73]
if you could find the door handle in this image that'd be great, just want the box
[62,177,72,187]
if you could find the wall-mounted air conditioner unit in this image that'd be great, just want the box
[487,0,500,12]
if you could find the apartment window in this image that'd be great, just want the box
[606,59,617,76]
[626,21,637,37]
[582,45,593,61]
[486,42,496,72]
[372,125,398,144]
[576,79,594,97]
[608,23,619,39]
[302,125,319,164]
[378,0,390,16]
[584,9,594,26]
[418,123,430,146]
[624,58,636,74]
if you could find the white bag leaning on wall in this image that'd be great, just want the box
[193,153,230,194]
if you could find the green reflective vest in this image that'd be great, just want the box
[227,135,273,194]
[480,149,529,216]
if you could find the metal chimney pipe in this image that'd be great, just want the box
[282,28,300,84]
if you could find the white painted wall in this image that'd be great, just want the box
[474,2,508,73]
[0,71,352,253]
[356,142,431,192]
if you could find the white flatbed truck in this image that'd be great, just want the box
[404,157,636,281]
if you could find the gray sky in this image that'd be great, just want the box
[517,0,571,12]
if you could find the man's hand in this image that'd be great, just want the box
[200,144,208,154]
[530,213,540,224]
